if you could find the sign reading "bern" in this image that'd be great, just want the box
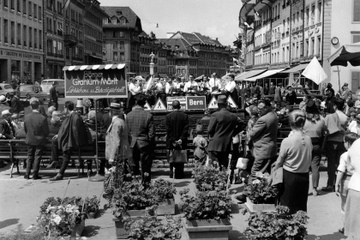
[186,96,206,110]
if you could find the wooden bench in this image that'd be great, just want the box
[0,139,106,178]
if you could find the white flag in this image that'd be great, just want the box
[145,76,153,91]
[302,57,328,85]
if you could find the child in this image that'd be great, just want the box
[335,132,359,233]
[192,128,208,164]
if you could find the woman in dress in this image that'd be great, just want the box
[273,110,313,214]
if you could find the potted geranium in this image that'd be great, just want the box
[37,197,87,239]
[245,206,308,240]
[152,178,176,215]
[84,195,101,219]
[243,173,278,212]
[193,165,228,191]
[180,188,233,240]
[124,206,182,240]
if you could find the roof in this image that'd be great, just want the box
[101,6,142,30]
[158,38,191,52]
[170,31,223,46]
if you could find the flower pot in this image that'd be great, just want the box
[61,219,85,240]
[245,197,276,213]
[185,219,232,240]
[114,209,146,239]
[157,197,175,215]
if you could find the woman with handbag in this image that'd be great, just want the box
[272,110,313,214]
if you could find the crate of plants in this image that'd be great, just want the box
[180,188,233,240]
[193,165,228,192]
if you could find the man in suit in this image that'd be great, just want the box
[165,100,189,178]
[24,98,49,179]
[49,81,58,110]
[207,95,242,169]
[249,98,278,181]
[126,94,155,186]
[50,101,89,181]
[0,109,16,139]
[105,102,132,190]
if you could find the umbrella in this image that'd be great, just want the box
[302,57,328,85]
[328,44,360,67]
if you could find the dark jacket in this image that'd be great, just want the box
[0,119,15,139]
[125,106,155,149]
[58,112,89,151]
[207,108,241,153]
[249,111,278,160]
[165,110,189,149]
[24,111,49,145]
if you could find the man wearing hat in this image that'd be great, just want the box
[0,95,10,114]
[0,109,16,139]
[126,94,155,186]
[24,98,49,179]
[165,100,189,178]
[207,95,243,169]
[104,102,132,197]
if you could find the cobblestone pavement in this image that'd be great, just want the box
[0,165,345,240]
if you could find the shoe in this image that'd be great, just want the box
[49,174,63,181]
[169,171,174,178]
[338,227,344,234]
[32,175,42,180]
[24,175,30,179]
[236,193,247,204]
[322,186,335,192]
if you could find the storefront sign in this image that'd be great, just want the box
[0,49,42,60]
[186,96,206,111]
[64,65,127,98]
[166,96,187,110]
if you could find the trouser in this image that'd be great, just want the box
[325,141,346,187]
[311,143,321,189]
[208,151,230,170]
[59,149,72,176]
[169,162,184,179]
[50,138,59,163]
[249,157,273,183]
[132,143,152,185]
[26,145,43,177]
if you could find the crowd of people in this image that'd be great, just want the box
[1,73,360,238]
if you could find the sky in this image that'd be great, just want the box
[99,0,243,47]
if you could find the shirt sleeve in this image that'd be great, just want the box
[337,152,348,172]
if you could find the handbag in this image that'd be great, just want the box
[271,167,283,186]
[168,149,187,163]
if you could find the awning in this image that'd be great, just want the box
[328,44,360,67]
[245,68,285,81]
[235,69,266,81]
[281,64,308,73]
[63,63,126,71]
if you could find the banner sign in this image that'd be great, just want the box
[186,96,206,110]
[63,64,127,98]
[166,96,187,110]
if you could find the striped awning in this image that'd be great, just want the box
[235,69,266,81]
[281,64,308,73]
[245,68,285,81]
[63,63,126,71]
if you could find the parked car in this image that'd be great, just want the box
[19,84,48,102]
[41,79,65,97]
[0,83,15,98]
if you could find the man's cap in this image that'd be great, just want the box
[110,102,121,110]
[0,95,6,103]
[29,97,39,105]
[135,75,144,81]
[217,95,227,104]
[344,83,348,86]
[1,109,11,117]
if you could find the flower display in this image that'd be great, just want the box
[243,173,279,204]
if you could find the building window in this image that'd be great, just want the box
[28,1,31,16]
[352,32,360,43]
[22,0,26,14]
[34,28,37,48]
[39,30,42,49]
[33,3,36,18]
[29,27,32,47]
[113,52,118,61]
[351,71,360,92]
[10,21,15,44]
[317,36,321,56]
[10,0,14,10]
[4,19,8,43]
[317,1,322,23]
[39,6,41,20]
[17,0,20,12]
[119,31,124,38]
[355,0,360,22]
[17,23,21,45]
[4,0,8,8]
[305,7,309,27]
[305,39,309,57]
[120,52,125,61]
[23,25,26,46]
